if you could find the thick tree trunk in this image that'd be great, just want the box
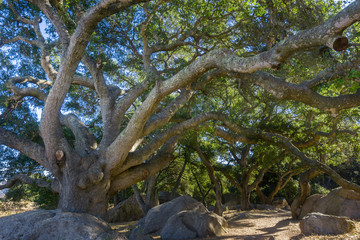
[57,180,110,218]
[53,153,111,219]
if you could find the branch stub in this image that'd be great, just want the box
[328,36,349,51]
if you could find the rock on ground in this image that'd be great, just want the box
[107,194,144,222]
[128,195,228,240]
[300,212,355,236]
[161,209,228,240]
[0,209,125,240]
[143,195,208,234]
[272,197,289,209]
[299,187,360,219]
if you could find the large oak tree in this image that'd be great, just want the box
[1,0,360,218]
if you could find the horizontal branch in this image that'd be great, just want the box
[0,174,51,190]
[239,71,360,115]
[259,132,360,193]
[1,36,39,47]
[0,127,49,170]
[304,60,360,89]
[5,76,50,102]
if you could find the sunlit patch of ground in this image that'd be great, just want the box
[0,200,37,217]
[2,202,359,239]
[110,209,360,240]
[110,221,138,235]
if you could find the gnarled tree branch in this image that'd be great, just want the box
[0,127,49,170]
[0,174,51,190]
[109,136,178,194]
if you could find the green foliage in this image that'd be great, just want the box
[311,182,330,195]
[0,0,359,210]
[278,178,299,204]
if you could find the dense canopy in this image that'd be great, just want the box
[1,0,360,218]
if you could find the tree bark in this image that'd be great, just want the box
[1,0,360,220]
[240,187,251,210]
[195,142,224,216]
[144,175,159,212]
[290,169,320,219]
[256,185,270,204]
[170,159,187,200]
[132,184,147,215]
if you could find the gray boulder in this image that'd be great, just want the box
[161,209,228,240]
[299,187,360,219]
[143,195,207,234]
[107,194,144,222]
[0,209,125,240]
[272,197,289,209]
[300,212,355,235]
[129,195,228,240]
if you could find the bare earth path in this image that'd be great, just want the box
[112,209,302,239]
[2,201,358,239]
[113,209,360,240]
[201,209,302,240]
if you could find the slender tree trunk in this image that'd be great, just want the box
[214,182,223,215]
[170,160,187,199]
[132,175,159,215]
[256,185,270,204]
[290,169,319,219]
[145,175,158,212]
[191,167,206,202]
[240,187,251,210]
[195,143,223,215]
[132,184,147,215]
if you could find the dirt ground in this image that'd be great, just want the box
[111,209,360,240]
[1,201,359,239]
[0,200,37,217]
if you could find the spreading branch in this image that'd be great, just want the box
[109,136,178,194]
[40,0,150,162]
[0,127,49,170]
[0,174,51,190]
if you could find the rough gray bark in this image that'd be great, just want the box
[291,170,320,219]
[1,0,360,218]
[132,175,159,215]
